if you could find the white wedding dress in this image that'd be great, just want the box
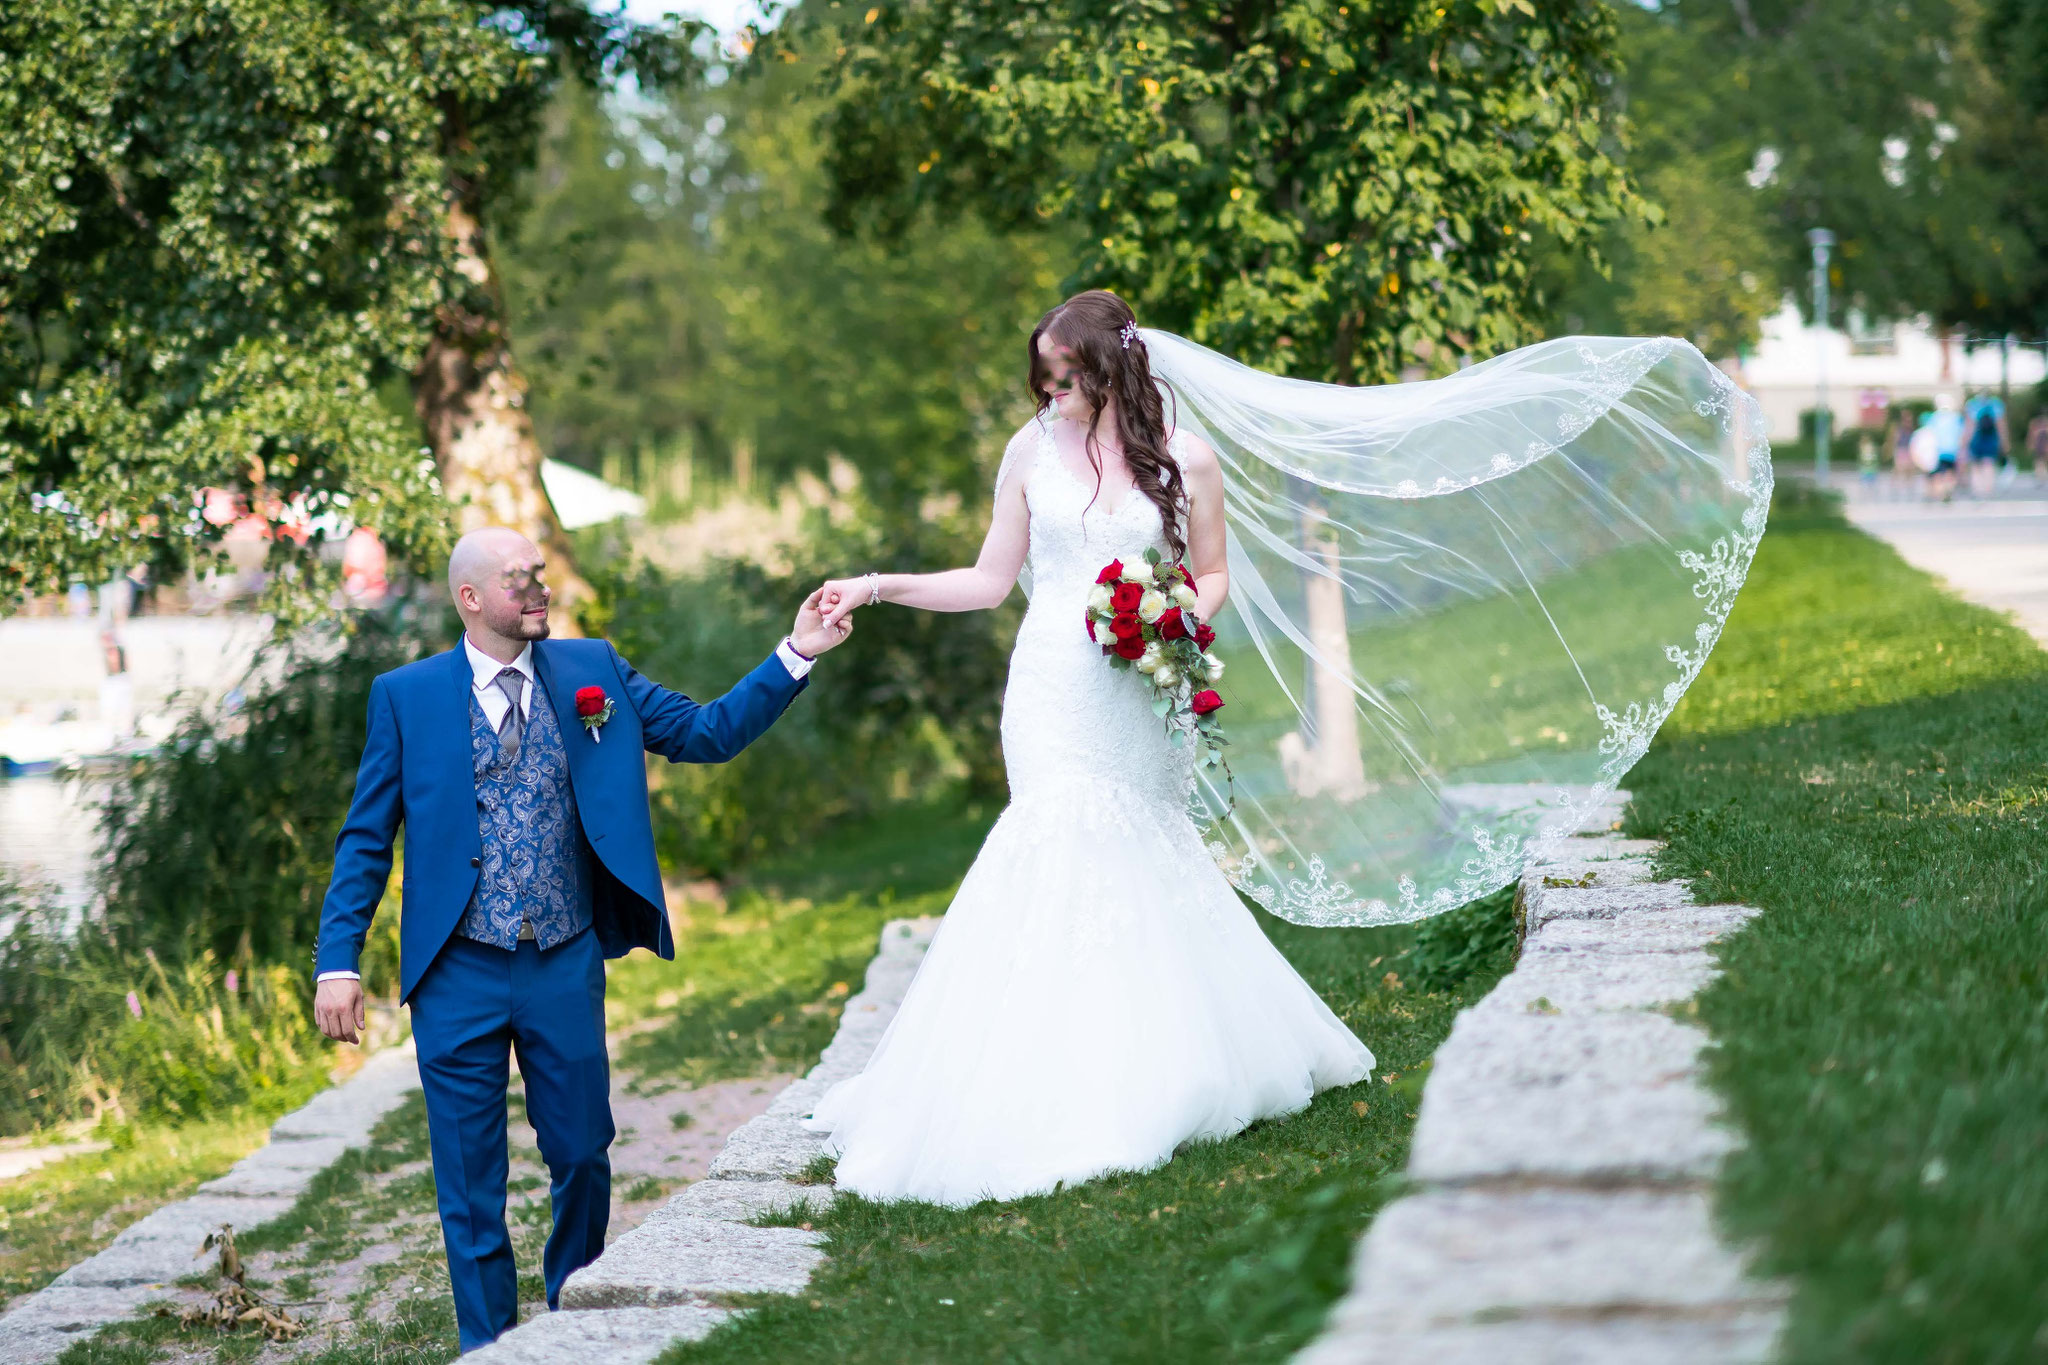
[801,418,1375,1208]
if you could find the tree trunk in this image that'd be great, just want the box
[413,174,590,631]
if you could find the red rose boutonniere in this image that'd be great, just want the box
[574,685,616,742]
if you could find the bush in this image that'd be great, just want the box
[593,508,1018,877]
[96,605,442,985]
[0,604,443,1135]
[0,879,326,1135]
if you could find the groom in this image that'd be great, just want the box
[312,527,848,1351]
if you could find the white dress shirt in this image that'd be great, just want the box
[316,634,813,985]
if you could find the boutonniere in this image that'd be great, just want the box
[574,685,616,742]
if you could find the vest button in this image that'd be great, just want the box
[470,856,481,868]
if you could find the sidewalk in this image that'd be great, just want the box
[1830,474,2048,644]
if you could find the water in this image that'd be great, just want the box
[0,773,106,924]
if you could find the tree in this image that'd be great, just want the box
[1538,4,1783,357]
[502,50,1061,522]
[1650,0,2042,341]
[805,0,1645,384]
[0,1,701,616]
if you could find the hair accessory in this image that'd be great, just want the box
[1120,320,1141,350]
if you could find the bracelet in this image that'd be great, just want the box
[783,634,815,663]
[865,572,881,607]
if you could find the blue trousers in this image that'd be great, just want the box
[409,929,614,1352]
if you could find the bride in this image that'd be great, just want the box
[801,280,1770,1207]
[803,290,1376,1208]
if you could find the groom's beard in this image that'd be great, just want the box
[517,608,551,639]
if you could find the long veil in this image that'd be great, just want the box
[1122,330,1771,926]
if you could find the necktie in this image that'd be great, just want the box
[493,667,526,765]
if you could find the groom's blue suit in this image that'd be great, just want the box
[316,638,805,1350]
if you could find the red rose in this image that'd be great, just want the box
[1193,622,1216,649]
[1191,689,1225,716]
[1085,615,1098,642]
[1096,559,1124,585]
[1157,607,1188,641]
[1114,636,1146,660]
[1109,581,1144,613]
[574,685,608,717]
[1109,612,1143,641]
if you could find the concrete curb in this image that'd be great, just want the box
[0,1040,422,1365]
[1296,795,1789,1365]
[464,916,939,1365]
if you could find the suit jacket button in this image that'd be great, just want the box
[470,856,481,868]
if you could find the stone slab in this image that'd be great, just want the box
[269,1041,420,1142]
[0,1287,170,1365]
[196,1134,353,1197]
[1331,1188,1784,1331]
[558,1216,826,1308]
[666,1178,835,1223]
[1411,956,1738,1185]
[464,1305,734,1364]
[705,1115,827,1183]
[1522,879,1697,931]
[1295,1309,1783,1365]
[49,1194,299,1288]
[1523,904,1759,957]
[1473,948,1721,1017]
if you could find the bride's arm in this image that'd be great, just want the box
[1180,435,1230,620]
[819,470,1031,625]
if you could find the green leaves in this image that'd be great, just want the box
[812,0,1640,383]
[0,2,700,615]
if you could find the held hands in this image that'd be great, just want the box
[315,977,367,1045]
[817,576,872,630]
[791,587,854,658]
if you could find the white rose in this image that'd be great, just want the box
[1203,653,1225,683]
[1124,559,1155,584]
[1137,588,1168,623]
[1172,583,1199,610]
[1086,584,1113,614]
[1135,642,1164,673]
[1153,663,1180,690]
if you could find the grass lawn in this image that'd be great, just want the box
[656,850,1503,1364]
[0,1100,316,1310]
[51,732,1502,1365]
[1624,483,2048,1362]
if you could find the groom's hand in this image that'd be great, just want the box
[315,977,367,1045]
[790,587,853,658]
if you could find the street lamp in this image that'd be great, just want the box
[1807,228,1835,484]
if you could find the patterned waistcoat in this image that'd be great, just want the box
[457,677,596,950]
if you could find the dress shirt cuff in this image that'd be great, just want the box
[775,637,816,680]
[315,970,361,984]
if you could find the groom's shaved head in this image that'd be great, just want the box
[448,527,540,599]
[449,527,552,644]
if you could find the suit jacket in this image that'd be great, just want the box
[315,638,805,1001]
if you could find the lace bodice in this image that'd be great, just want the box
[999,417,1196,812]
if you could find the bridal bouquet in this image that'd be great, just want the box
[1085,551,1232,784]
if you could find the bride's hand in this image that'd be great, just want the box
[818,576,870,628]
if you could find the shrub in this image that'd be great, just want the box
[0,879,326,1135]
[594,510,1017,877]
[96,605,442,986]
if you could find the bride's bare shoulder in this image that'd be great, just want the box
[1168,426,1219,471]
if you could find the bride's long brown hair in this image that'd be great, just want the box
[1027,290,1186,563]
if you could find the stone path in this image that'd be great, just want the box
[1297,795,1788,1365]
[0,1042,423,1365]
[467,917,938,1364]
